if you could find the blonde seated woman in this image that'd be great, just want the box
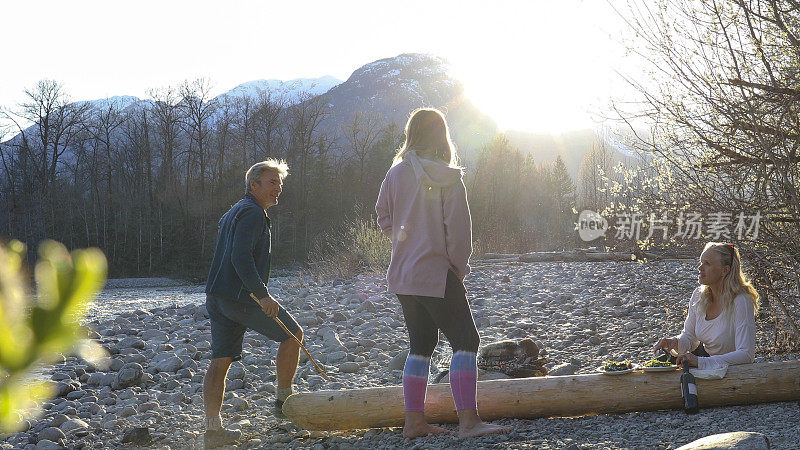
[653,242,759,369]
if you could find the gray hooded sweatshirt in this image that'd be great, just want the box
[376,151,472,298]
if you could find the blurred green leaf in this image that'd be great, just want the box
[0,240,107,432]
[0,377,54,432]
[35,240,70,311]
[62,248,107,321]
[0,241,31,371]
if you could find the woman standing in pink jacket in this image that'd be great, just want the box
[376,108,511,439]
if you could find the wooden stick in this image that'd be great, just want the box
[249,293,332,381]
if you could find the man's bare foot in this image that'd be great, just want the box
[458,421,512,439]
[402,422,450,438]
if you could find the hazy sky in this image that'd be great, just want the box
[1,0,636,133]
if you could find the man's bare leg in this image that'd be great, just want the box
[276,329,303,389]
[204,357,233,418]
[456,409,512,438]
[203,357,242,447]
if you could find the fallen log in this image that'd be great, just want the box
[282,360,800,430]
[518,251,636,263]
[483,253,522,259]
[584,252,635,262]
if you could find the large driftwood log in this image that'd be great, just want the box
[283,360,800,430]
[483,253,521,259]
[518,251,635,262]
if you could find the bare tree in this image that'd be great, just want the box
[341,110,384,211]
[149,86,182,186]
[12,81,90,194]
[232,94,256,170]
[121,103,156,273]
[179,78,217,195]
[579,138,612,210]
[1,80,90,245]
[148,86,184,262]
[0,127,14,236]
[86,98,127,255]
[178,78,218,261]
[614,0,800,344]
[285,91,331,259]
[253,86,287,160]
[213,96,235,181]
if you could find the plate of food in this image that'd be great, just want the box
[597,360,638,375]
[641,359,679,372]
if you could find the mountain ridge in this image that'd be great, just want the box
[1,53,628,181]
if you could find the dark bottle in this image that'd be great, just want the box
[680,362,699,414]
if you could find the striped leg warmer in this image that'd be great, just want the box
[402,354,430,412]
[450,351,478,411]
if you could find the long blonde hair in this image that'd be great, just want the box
[698,242,760,317]
[393,108,460,167]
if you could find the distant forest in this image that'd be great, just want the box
[0,79,598,278]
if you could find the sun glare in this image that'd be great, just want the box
[457,65,600,134]
[446,1,629,134]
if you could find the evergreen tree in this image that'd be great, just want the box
[551,155,577,248]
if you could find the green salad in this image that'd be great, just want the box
[643,359,674,368]
[602,360,633,371]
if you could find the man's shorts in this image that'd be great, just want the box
[206,294,302,361]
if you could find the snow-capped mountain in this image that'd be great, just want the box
[75,95,141,111]
[1,54,497,167]
[1,53,637,187]
[321,53,497,153]
[0,76,343,145]
[218,75,341,102]
[324,53,463,123]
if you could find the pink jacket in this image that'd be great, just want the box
[375,151,472,298]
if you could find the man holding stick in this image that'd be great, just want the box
[202,159,303,448]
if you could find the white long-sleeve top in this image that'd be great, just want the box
[674,287,756,370]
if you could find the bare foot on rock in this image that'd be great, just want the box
[458,421,512,439]
[402,422,450,438]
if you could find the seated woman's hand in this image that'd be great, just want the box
[676,352,698,368]
[652,337,678,355]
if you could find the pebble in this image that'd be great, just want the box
[231,397,249,411]
[389,349,409,371]
[339,362,359,373]
[228,364,246,380]
[139,401,159,413]
[114,362,143,389]
[34,440,64,450]
[121,427,153,446]
[676,431,769,449]
[548,362,578,376]
[36,427,65,443]
[151,353,182,372]
[58,418,88,434]
[47,415,69,428]
[117,336,146,349]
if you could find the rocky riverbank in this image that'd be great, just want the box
[2,260,798,449]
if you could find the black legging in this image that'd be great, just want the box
[397,270,480,356]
